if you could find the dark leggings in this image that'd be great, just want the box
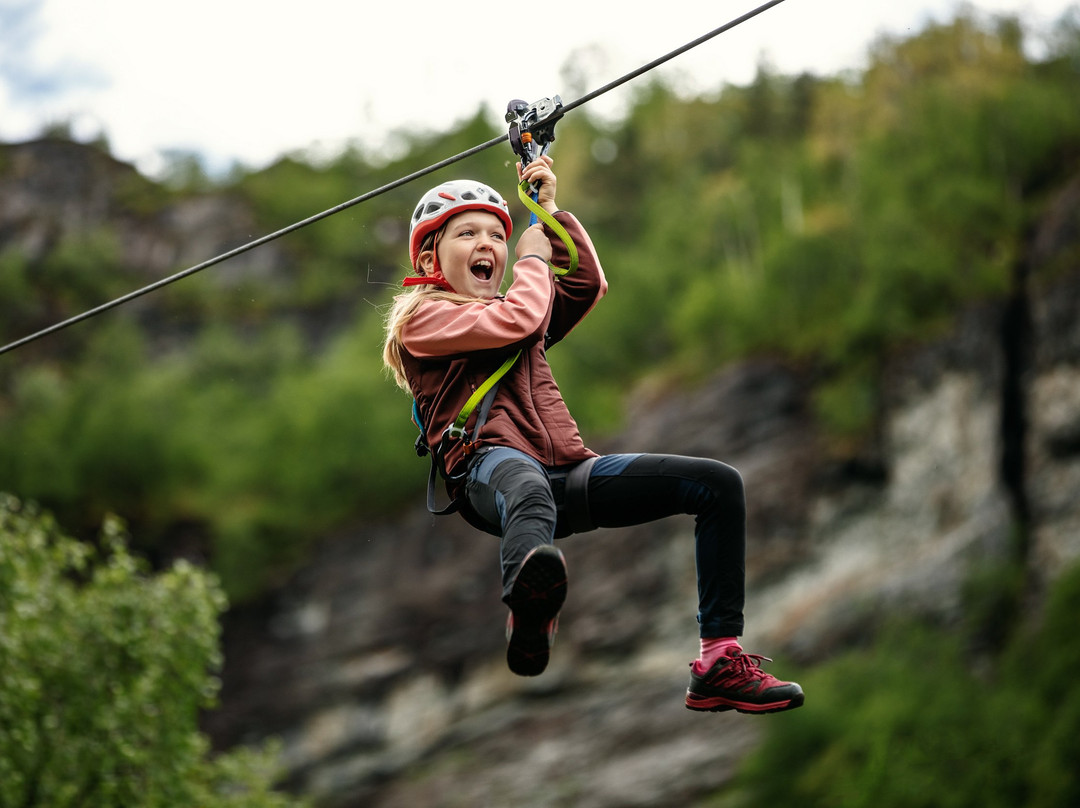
[464,448,746,638]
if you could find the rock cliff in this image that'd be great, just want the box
[0,138,289,358]
[201,178,1080,805]
[4,139,1078,807]
[0,138,284,283]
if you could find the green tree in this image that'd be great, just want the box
[0,494,307,808]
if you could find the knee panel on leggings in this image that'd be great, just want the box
[695,458,745,515]
[466,454,557,541]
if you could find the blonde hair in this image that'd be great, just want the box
[382,231,492,391]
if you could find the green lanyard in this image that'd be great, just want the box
[445,195,579,438]
[432,199,579,444]
[516,180,579,276]
[445,349,522,441]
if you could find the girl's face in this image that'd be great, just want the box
[422,210,509,298]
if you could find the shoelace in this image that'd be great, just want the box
[717,651,782,686]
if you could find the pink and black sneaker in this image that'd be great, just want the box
[685,649,804,714]
[505,544,567,677]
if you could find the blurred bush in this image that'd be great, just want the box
[0,494,307,807]
[732,559,1080,807]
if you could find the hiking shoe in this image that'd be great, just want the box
[505,544,567,677]
[685,649,804,714]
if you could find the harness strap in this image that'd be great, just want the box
[448,350,521,439]
[416,351,520,515]
[564,456,598,533]
[425,452,459,515]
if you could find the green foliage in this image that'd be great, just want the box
[0,494,307,807]
[550,10,1080,433]
[2,9,1079,598]
[0,228,129,344]
[731,561,1080,808]
[811,364,879,445]
[0,315,418,601]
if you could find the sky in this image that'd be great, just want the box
[0,0,1077,179]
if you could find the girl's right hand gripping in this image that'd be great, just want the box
[519,156,558,214]
[515,156,557,264]
[515,223,553,264]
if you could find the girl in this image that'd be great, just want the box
[383,157,803,714]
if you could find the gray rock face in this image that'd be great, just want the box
[204,168,1080,805]
[6,138,1077,807]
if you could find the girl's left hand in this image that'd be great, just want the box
[518,155,557,214]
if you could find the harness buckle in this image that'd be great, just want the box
[414,432,429,458]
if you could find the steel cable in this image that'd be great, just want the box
[0,0,789,357]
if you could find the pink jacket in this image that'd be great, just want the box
[401,211,607,488]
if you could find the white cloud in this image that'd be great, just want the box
[2,0,1076,177]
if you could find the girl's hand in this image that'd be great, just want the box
[517,155,557,214]
[515,223,553,263]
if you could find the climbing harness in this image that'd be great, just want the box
[412,350,521,515]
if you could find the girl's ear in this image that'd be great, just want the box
[417,250,435,276]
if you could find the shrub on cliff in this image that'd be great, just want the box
[0,494,307,808]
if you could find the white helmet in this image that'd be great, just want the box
[408,180,513,267]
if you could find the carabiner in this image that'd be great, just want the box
[506,95,565,224]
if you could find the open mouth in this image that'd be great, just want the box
[471,260,494,281]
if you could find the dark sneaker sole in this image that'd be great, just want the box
[506,545,567,677]
[685,689,805,715]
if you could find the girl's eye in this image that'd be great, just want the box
[454,229,504,241]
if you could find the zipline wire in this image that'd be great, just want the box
[559,0,788,117]
[0,136,507,357]
[0,0,788,358]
